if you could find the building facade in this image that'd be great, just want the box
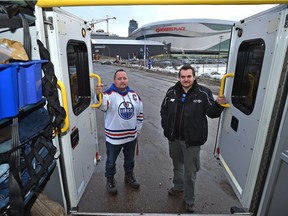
[91,18,235,60]
[129,19,234,54]
[128,19,138,37]
[91,38,164,60]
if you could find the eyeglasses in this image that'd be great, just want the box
[181,93,186,103]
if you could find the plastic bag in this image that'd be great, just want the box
[0,43,12,64]
[0,38,29,63]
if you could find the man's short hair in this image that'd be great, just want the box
[179,64,196,77]
[114,69,126,79]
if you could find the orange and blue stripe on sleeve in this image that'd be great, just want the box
[137,112,144,122]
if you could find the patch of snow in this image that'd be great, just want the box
[153,64,227,80]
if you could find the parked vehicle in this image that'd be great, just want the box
[101,60,112,65]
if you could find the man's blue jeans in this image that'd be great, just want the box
[105,139,137,178]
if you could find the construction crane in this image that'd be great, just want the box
[88,15,116,35]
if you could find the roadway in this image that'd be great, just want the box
[77,63,242,214]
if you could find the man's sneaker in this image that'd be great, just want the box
[106,177,117,195]
[168,187,183,196]
[185,203,195,213]
[124,174,140,189]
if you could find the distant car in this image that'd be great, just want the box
[128,59,139,65]
[101,61,112,65]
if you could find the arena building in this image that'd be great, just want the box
[129,19,234,54]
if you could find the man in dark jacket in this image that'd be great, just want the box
[160,64,226,213]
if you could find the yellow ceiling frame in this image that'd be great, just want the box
[36,0,287,7]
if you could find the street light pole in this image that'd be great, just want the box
[105,45,110,59]
[143,31,146,67]
[140,28,147,67]
[217,35,224,73]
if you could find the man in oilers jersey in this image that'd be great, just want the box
[95,69,144,195]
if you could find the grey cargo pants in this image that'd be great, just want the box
[169,139,201,205]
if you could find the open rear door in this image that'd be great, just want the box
[40,7,99,210]
[215,5,288,209]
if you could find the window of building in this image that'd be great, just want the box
[232,39,265,115]
[67,40,91,116]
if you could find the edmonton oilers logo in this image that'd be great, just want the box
[118,101,134,120]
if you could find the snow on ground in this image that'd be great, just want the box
[149,64,227,80]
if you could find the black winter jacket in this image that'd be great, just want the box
[160,81,224,147]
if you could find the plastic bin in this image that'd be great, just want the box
[0,64,19,120]
[18,60,47,108]
[0,60,47,120]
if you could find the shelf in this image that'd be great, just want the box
[0,98,46,126]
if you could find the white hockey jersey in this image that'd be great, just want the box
[97,84,144,145]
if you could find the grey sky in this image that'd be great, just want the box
[64,5,277,37]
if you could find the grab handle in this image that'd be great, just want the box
[90,73,102,108]
[248,74,255,97]
[57,80,70,133]
[219,73,234,108]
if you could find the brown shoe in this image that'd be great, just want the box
[124,173,140,189]
[185,203,195,213]
[168,187,183,196]
[106,177,117,195]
